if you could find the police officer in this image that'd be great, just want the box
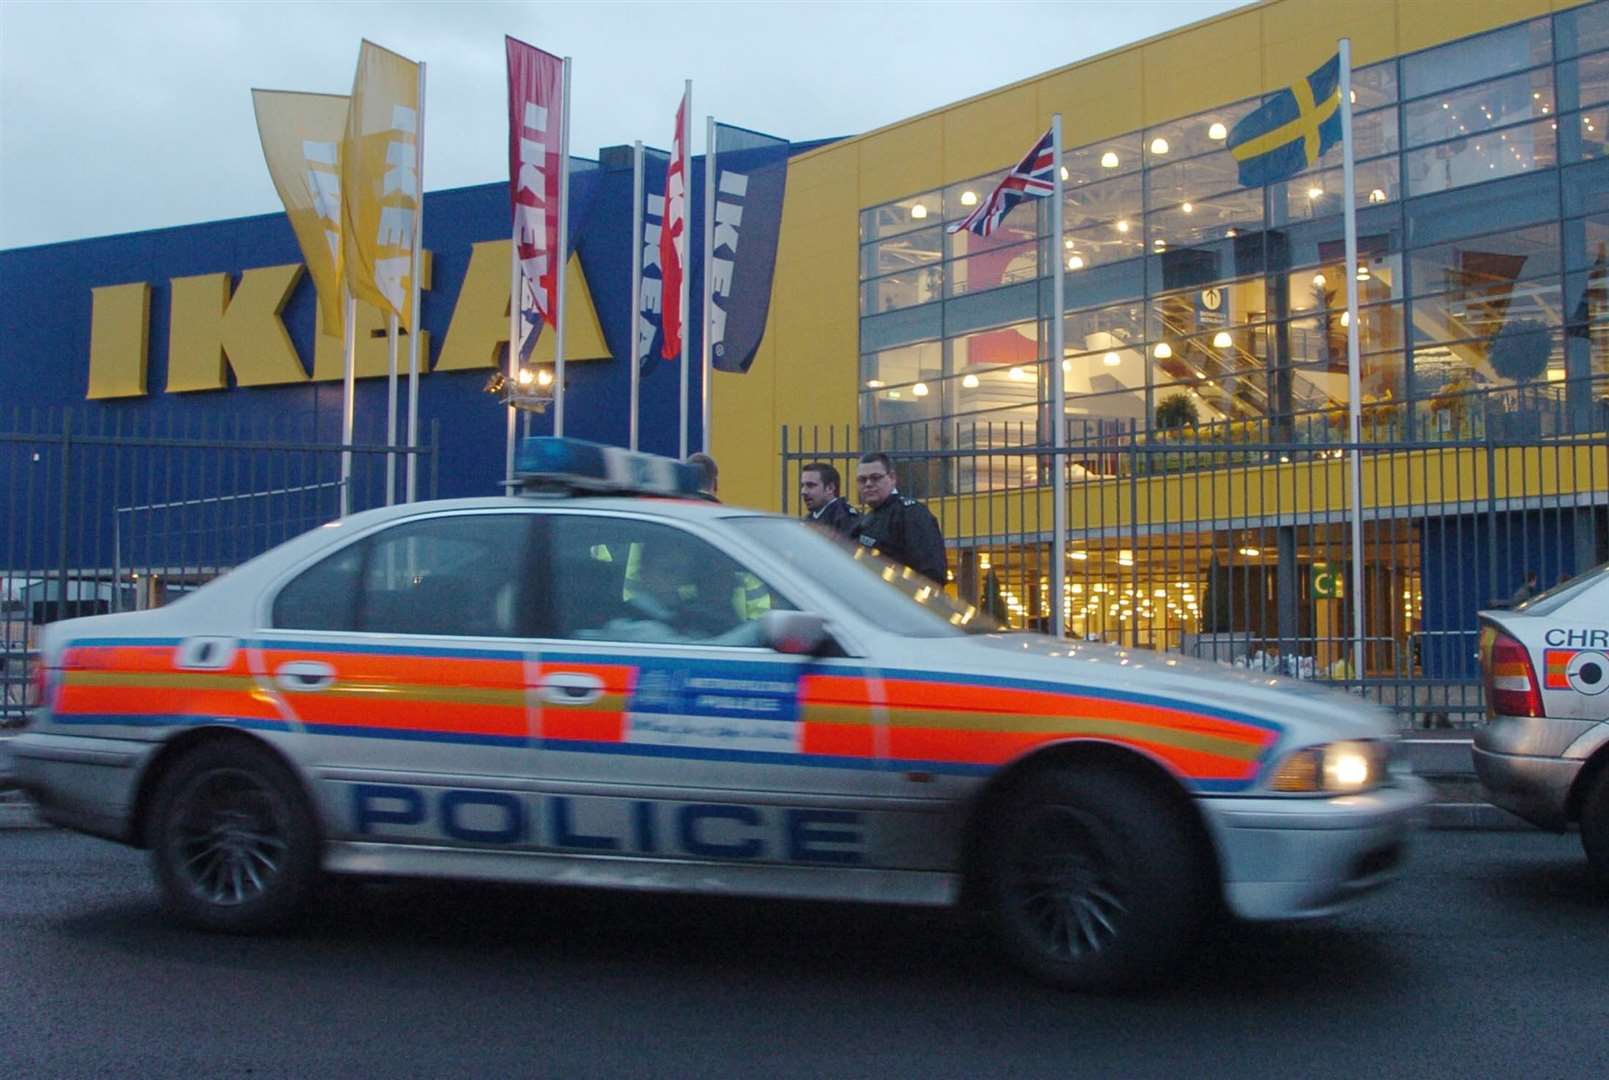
[799,461,860,539]
[853,452,947,585]
[686,452,720,502]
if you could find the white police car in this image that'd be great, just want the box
[1474,565,1609,884]
[13,438,1428,990]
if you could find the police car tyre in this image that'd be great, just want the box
[983,766,1207,991]
[148,741,321,933]
[1580,769,1609,891]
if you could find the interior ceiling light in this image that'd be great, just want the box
[1064,237,1075,249]
[1312,273,1327,288]
[910,203,928,219]
[1307,185,1324,199]
[1182,202,1194,213]
[1116,219,1130,233]
[1060,165,1070,181]
[866,379,885,388]
[1238,546,1262,557]
[1226,227,1238,237]
[1103,351,1121,366]
[1008,366,1027,381]
[1068,254,1086,270]
[1100,151,1120,168]
[1213,331,1233,348]
[1357,264,1371,280]
[962,373,980,388]
[1154,342,1174,359]
[1061,358,1072,372]
[960,190,978,206]
[1208,122,1228,141]
[912,382,929,397]
[1340,310,1351,327]
[1150,137,1170,155]
[1368,188,1387,203]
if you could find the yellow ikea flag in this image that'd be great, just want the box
[342,40,421,329]
[251,90,350,338]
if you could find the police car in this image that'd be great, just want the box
[13,438,1428,990]
[1474,565,1609,884]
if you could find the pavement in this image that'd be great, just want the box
[0,726,1533,832]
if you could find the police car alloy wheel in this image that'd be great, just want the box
[149,742,321,933]
[1581,771,1609,891]
[983,766,1208,990]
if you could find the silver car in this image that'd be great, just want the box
[13,441,1428,990]
[1473,565,1609,884]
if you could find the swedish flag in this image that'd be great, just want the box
[1228,53,1342,187]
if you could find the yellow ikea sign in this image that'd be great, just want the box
[85,240,612,399]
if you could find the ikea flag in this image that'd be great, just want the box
[1227,53,1342,188]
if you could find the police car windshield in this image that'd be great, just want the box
[730,518,999,637]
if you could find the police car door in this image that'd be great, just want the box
[1523,571,1609,719]
[530,510,875,869]
[260,510,540,842]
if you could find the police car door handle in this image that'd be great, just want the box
[274,660,336,692]
[537,672,604,706]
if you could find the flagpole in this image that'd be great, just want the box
[1340,37,1366,684]
[701,115,716,455]
[341,288,357,517]
[385,311,398,505]
[405,61,426,503]
[505,186,520,486]
[630,140,645,451]
[554,56,573,437]
[677,80,692,460]
[1050,114,1067,641]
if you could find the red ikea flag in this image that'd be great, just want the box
[506,36,564,361]
[659,89,689,360]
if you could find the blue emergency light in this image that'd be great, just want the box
[513,437,704,497]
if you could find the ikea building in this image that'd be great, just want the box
[4,0,1608,723]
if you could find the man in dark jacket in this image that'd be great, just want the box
[800,461,860,539]
[853,451,947,585]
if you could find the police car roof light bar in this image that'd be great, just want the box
[514,437,703,497]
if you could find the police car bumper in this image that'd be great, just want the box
[1472,714,1594,830]
[1202,775,1431,921]
[10,732,152,844]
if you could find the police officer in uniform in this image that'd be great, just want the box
[799,461,860,539]
[853,451,947,585]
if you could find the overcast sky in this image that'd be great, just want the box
[0,0,1242,250]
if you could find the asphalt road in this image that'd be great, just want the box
[1,828,1605,1079]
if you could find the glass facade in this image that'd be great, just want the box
[857,1,1609,452]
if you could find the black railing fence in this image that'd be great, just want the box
[1,407,438,728]
[784,416,1609,730]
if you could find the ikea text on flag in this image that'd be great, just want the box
[638,185,667,374]
[659,91,689,361]
[708,124,789,374]
[948,127,1056,238]
[1227,53,1342,187]
[251,89,349,337]
[506,37,565,362]
[342,40,421,328]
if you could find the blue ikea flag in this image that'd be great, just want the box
[708,123,789,374]
[1227,53,1343,187]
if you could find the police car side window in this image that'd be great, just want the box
[273,514,535,637]
[546,515,792,646]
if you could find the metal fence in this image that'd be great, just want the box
[1,407,438,728]
[783,418,1609,730]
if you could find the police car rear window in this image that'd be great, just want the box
[1516,562,1609,618]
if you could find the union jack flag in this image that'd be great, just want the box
[948,126,1057,238]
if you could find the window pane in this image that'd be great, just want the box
[1149,277,1268,339]
[858,301,943,353]
[1404,118,1557,196]
[1402,19,1552,101]
[1353,60,1400,109]
[1565,212,1609,270]
[1408,169,1559,245]
[1148,186,1264,247]
[1564,156,1609,216]
[1143,98,1260,165]
[360,514,533,638]
[1558,1,1609,60]
[1412,280,1564,343]
[1561,50,1609,110]
[861,340,941,389]
[1286,301,1407,362]
[947,210,1038,257]
[1403,69,1553,148]
[546,517,789,646]
[1062,253,1147,310]
[1063,171,1141,230]
[861,225,942,278]
[1063,133,1142,187]
[1275,157,1401,220]
[949,359,1042,418]
[862,380,943,427]
[1146,149,1242,209]
[945,167,1006,221]
[1062,218,1145,270]
[860,192,942,243]
[947,238,1038,298]
[860,266,943,314]
[272,543,362,631]
[953,319,1039,370]
[1270,203,1404,273]
[1561,104,1609,163]
[1065,301,1145,356]
[1409,223,1561,296]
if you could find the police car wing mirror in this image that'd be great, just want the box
[760,610,829,656]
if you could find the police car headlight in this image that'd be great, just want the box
[1269,740,1383,794]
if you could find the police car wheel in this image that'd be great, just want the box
[1580,769,1609,891]
[984,766,1206,991]
[149,742,320,933]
